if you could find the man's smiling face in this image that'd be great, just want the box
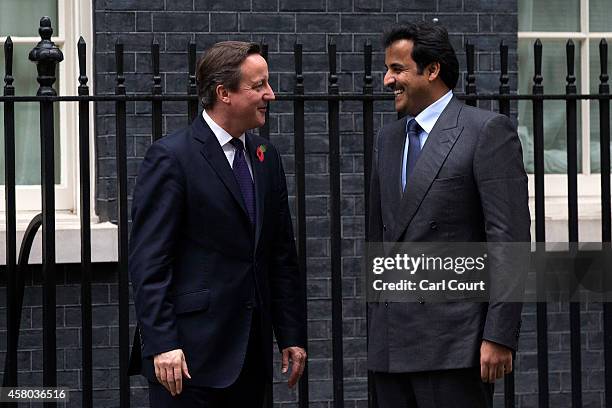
[228,53,275,132]
[383,39,432,117]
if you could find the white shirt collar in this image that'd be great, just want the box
[410,90,453,134]
[202,109,247,148]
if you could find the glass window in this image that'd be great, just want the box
[589,0,612,32]
[589,39,612,173]
[0,46,61,185]
[0,0,58,36]
[518,0,580,32]
[0,0,61,186]
[518,39,582,174]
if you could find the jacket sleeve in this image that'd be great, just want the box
[268,145,307,351]
[129,141,185,358]
[473,114,531,351]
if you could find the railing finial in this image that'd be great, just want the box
[28,17,63,97]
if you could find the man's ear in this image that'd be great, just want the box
[427,62,441,82]
[215,84,231,105]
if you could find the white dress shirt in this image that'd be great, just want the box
[202,109,253,180]
[401,90,454,190]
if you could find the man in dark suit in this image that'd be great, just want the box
[129,41,306,407]
[367,22,530,407]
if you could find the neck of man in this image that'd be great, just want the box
[206,106,244,138]
[409,83,451,117]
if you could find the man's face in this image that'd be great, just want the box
[228,53,275,132]
[384,39,432,117]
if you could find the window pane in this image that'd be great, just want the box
[590,40,612,173]
[0,0,58,37]
[0,44,61,185]
[518,0,580,32]
[518,39,582,174]
[590,0,612,32]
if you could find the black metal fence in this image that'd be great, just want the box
[2,16,612,408]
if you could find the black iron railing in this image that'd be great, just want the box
[2,16,612,408]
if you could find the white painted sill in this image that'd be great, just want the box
[0,211,118,265]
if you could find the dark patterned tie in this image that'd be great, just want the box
[230,138,256,224]
[404,118,423,190]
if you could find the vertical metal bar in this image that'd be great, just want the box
[504,372,516,408]
[151,39,163,141]
[465,41,476,107]
[260,42,270,140]
[566,40,579,243]
[187,40,198,123]
[115,41,131,408]
[28,18,63,407]
[293,42,309,408]
[3,37,18,395]
[260,40,272,408]
[532,39,549,408]
[328,39,344,408]
[361,39,376,408]
[362,40,374,232]
[500,35,516,408]
[599,39,612,408]
[601,40,611,242]
[77,37,93,408]
[533,43,546,241]
[499,41,510,116]
[565,40,582,408]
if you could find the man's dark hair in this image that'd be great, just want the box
[383,22,459,90]
[196,41,261,109]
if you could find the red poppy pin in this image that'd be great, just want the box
[256,144,267,162]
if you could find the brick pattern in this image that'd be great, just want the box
[3,0,593,407]
[93,0,519,224]
[0,264,148,408]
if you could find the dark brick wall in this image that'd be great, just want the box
[93,0,519,223]
[8,0,606,407]
[0,264,148,408]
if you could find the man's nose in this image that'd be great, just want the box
[265,83,275,101]
[383,71,394,88]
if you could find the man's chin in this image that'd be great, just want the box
[394,102,407,114]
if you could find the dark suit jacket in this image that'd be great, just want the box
[128,116,306,387]
[367,96,530,372]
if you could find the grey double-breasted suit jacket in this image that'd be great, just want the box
[367,96,531,372]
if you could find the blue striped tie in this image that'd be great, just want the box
[405,118,422,190]
[230,138,256,224]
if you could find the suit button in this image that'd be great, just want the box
[429,220,438,230]
[383,224,388,231]
[245,301,254,310]
[384,302,389,308]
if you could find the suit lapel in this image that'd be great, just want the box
[193,117,250,220]
[380,117,408,218]
[390,97,464,242]
[246,134,266,249]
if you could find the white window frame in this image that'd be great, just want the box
[519,0,612,240]
[0,0,94,214]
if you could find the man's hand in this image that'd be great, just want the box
[480,340,513,383]
[154,349,191,396]
[281,346,307,388]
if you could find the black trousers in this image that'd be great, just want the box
[373,368,494,408]
[149,312,267,408]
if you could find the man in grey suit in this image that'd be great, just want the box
[367,22,530,407]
